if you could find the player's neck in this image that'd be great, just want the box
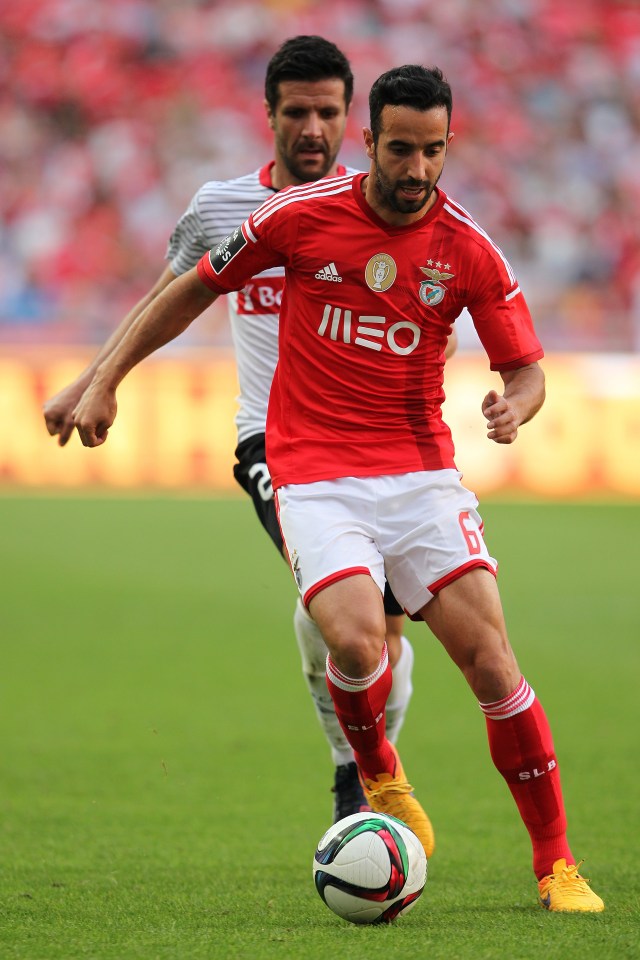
[271,161,340,192]
[270,163,290,191]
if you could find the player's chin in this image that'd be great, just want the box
[294,158,331,182]
[388,190,425,214]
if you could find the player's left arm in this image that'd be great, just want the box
[482,362,545,445]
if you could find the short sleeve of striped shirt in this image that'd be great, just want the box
[166,189,212,276]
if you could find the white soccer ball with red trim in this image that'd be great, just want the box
[312,812,427,924]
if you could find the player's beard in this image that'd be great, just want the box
[373,162,439,215]
[281,139,336,183]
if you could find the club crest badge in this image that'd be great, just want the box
[419,265,455,307]
[365,253,397,293]
[291,550,303,590]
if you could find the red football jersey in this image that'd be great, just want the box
[197,173,543,489]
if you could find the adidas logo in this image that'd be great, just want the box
[315,262,342,282]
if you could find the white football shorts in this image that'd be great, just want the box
[274,469,497,616]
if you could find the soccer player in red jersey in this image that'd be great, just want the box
[72,64,603,911]
[43,36,432,823]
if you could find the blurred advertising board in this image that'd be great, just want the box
[1,348,639,498]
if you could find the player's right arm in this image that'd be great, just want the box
[75,192,289,447]
[73,267,218,448]
[43,264,178,445]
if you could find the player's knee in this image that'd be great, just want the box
[464,642,520,702]
[330,635,386,678]
[321,611,386,678]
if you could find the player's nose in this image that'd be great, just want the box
[406,151,428,182]
[302,110,323,138]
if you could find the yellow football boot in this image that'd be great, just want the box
[358,745,435,859]
[538,858,605,912]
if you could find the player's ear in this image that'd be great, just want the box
[264,98,275,130]
[363,127,375,161]
[447,131,455,148]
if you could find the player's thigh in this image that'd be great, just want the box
[419,568,520,699]
[309,574,387,677]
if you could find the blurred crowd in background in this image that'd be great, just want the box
[1,0,639,351]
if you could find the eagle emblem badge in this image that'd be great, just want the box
[419,265,455,307]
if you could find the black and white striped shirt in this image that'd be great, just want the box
[166,162,355,443]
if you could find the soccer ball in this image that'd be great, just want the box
[312,812,427,925]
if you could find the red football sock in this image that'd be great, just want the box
[326,644,395,780]
[480,676,574,879]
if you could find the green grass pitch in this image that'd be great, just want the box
[1,495,638,959]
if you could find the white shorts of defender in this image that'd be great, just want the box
[274,469,497,616]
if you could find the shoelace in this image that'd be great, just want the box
[560,861,590,884]
[365,778,414,802]
[542,860,591,892]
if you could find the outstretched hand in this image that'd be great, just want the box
[482,389,519,444]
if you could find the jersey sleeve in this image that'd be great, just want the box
[166,185,214,276]
[196,197,293,295]
[466,246,543,371]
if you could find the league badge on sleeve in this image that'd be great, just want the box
[209,225,248,274]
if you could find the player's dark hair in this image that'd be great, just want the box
[265,35,354,111]
[369,65,452,142]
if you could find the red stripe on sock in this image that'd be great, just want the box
[480,676,534,719]
[326,645,389,691]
